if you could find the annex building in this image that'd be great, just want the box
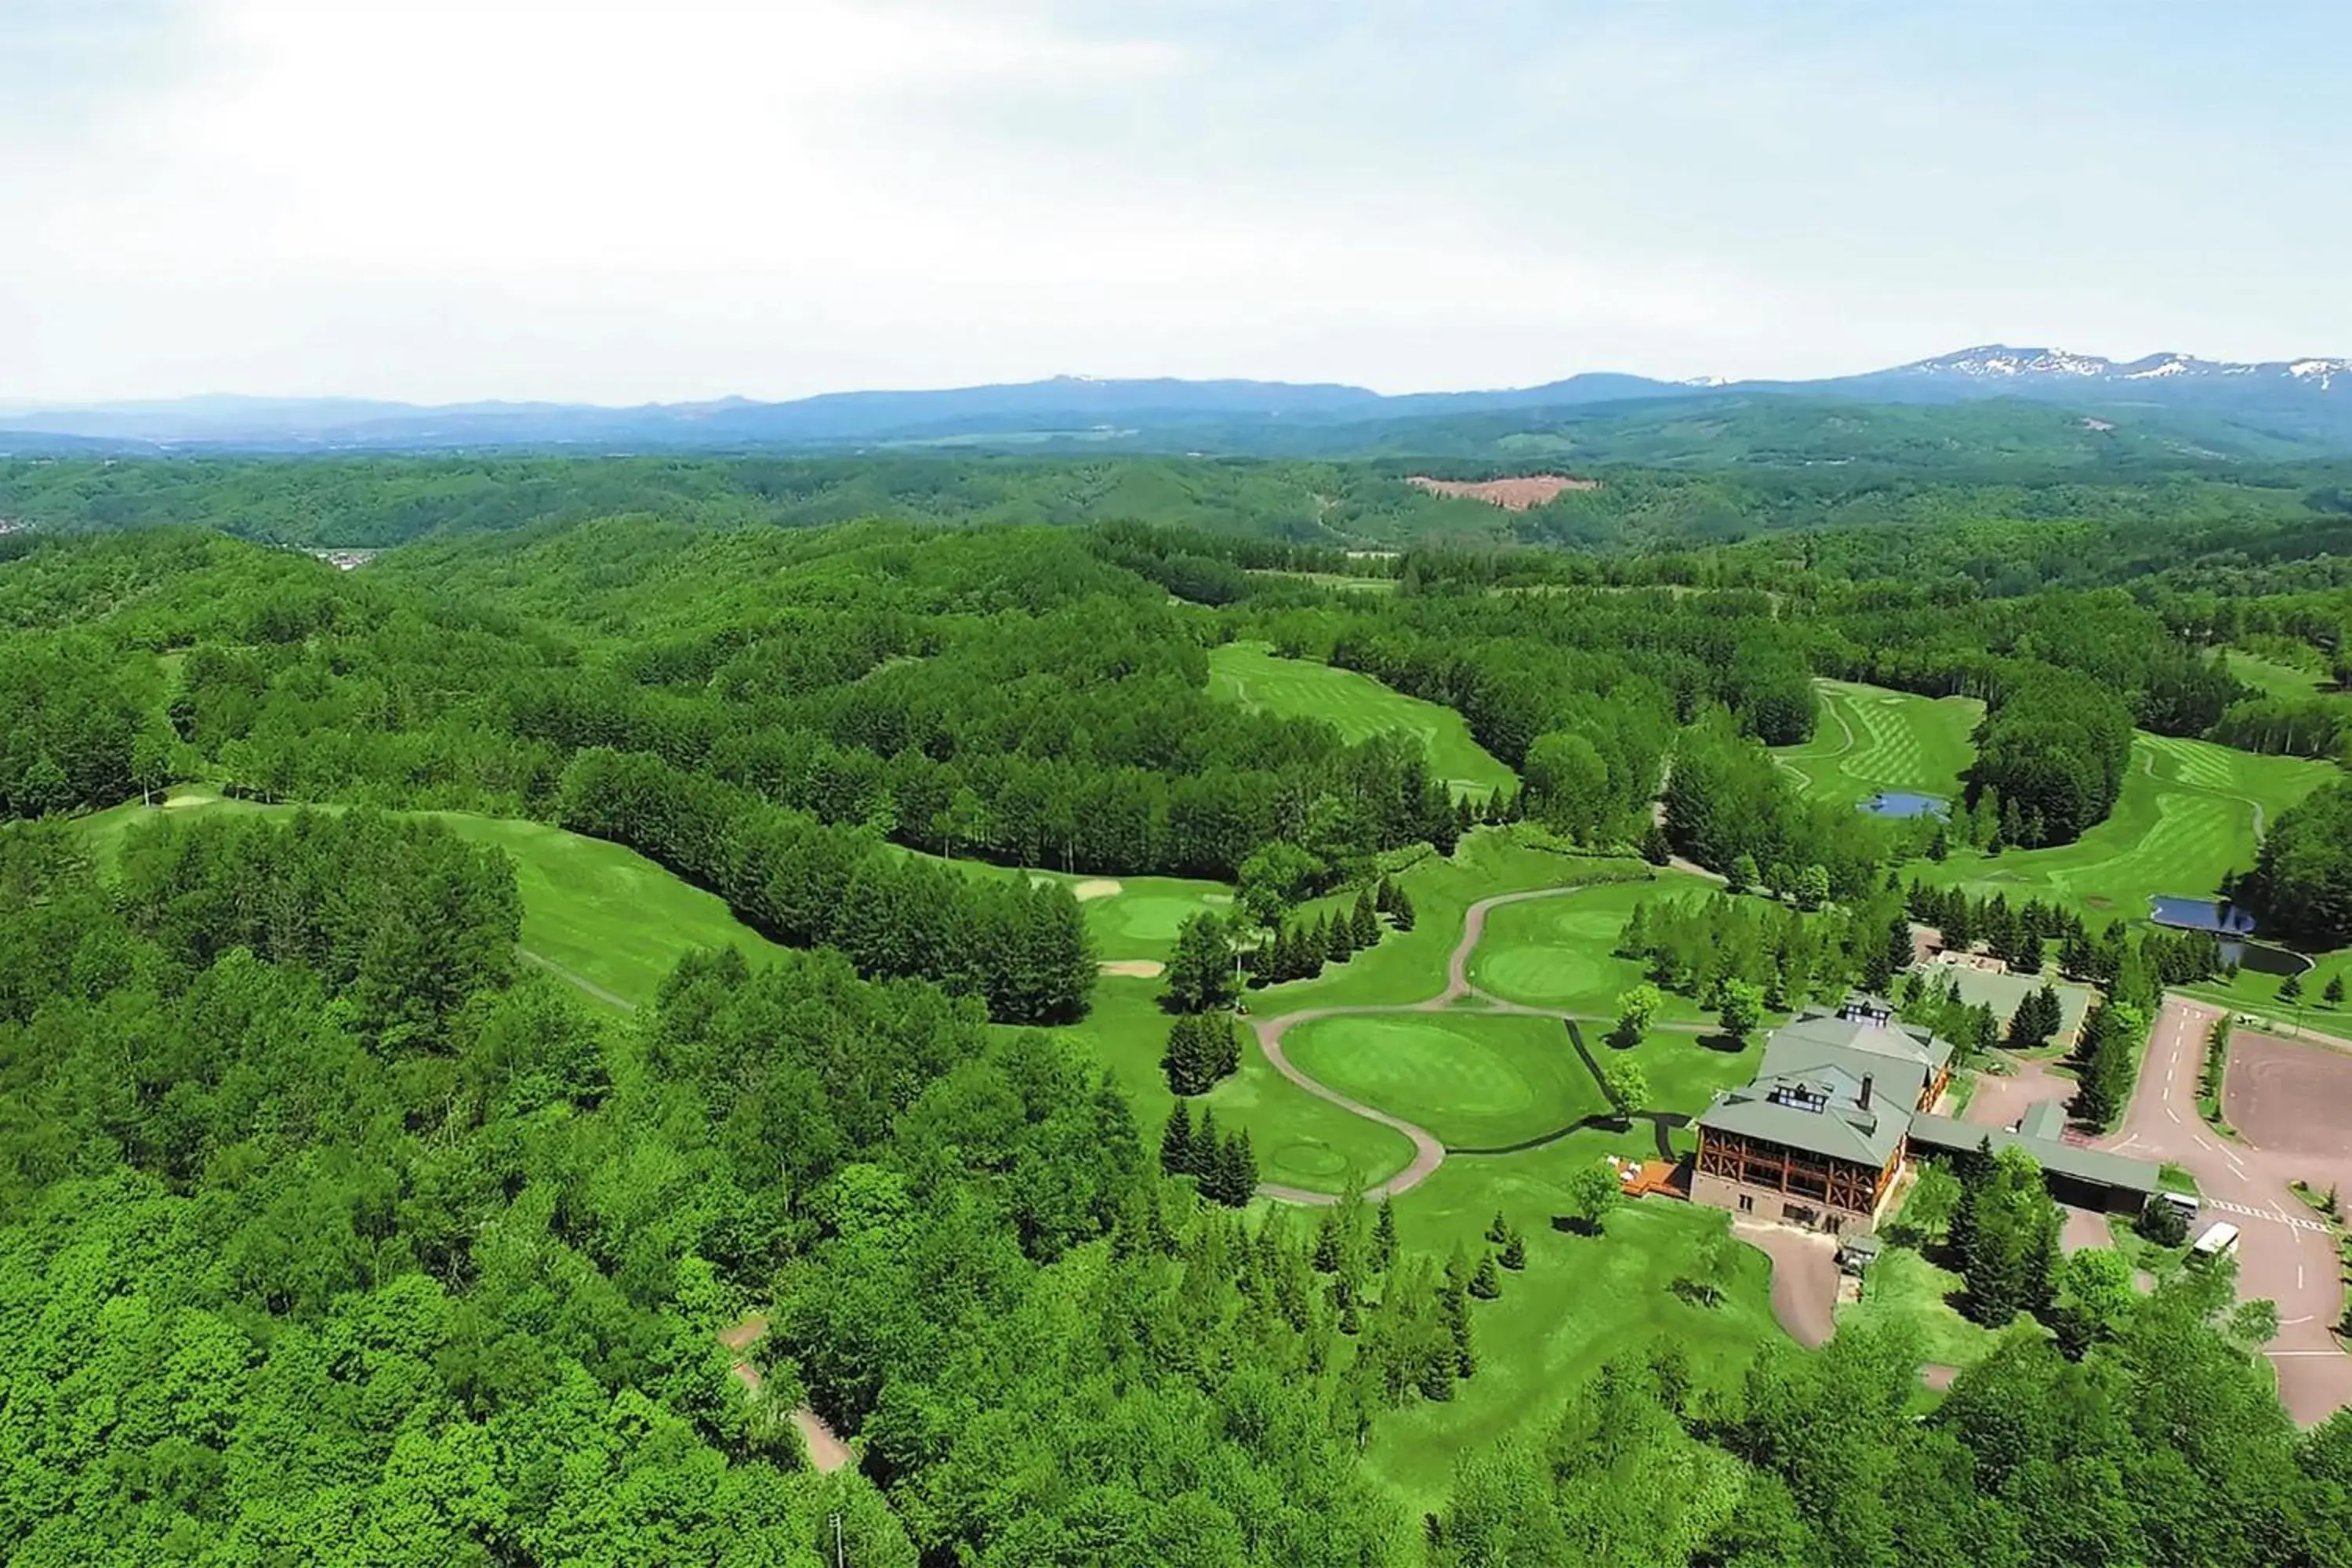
[1693,995,2158,1232]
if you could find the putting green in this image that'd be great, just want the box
[1089,887,1232,950]
[1283,1013,1606,1149]
[1468,878,1712,1018]
[1208,641,1515,798]
[1771,678,1981,810]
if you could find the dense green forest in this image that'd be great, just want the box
[16,454,2352,1562]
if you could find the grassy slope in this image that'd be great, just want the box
[1467,877,1714,1020]
[1283,1014,1608,1150]
[1771,677,1982,809]
[2223,648,2332,701]
[1908,732,2333,920]
[1370,1152,1781,1507]
[1207,641,1517,798]
[78,791,789,1012]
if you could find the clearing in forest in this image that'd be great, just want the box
[1207,641,1516,799]
[1908,732,2332,926]
[79,789,786,1012]
[1403,474,1599,510]
[1770,678,1982,810]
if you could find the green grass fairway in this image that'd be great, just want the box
[1052,975,1416,1192]
[1069,877,1234,956]
[1208,641,1515,798]
[78,791,786,1012]
[1771,678,1982,809]
[1908,732,2333,924]
[1468,877,1715,1019]
[2223,648,2334,701]
[1369,1142,1782,1507]
[1283,1014,1606,1149]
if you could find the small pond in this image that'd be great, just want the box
[2147,896,2258,936]
[1858,790,1949,819]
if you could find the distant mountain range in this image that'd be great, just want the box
[5,345,2350,459]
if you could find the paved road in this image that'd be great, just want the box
[1734,1221,1838,1347]
[2106,995,2352,1424]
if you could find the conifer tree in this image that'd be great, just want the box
[1326,912,1355,964]
[1374,1197,1399,1272]
[1500,1229,1526,1270]
[1351,888,1381,949]
[1485,1211,1509,1245]
[1471,1253,1501,1301]
[1390,886,1416,932]
[1375,874,1398,914]
[1160,1102,1195,1177]
[2328,973,2346,1007]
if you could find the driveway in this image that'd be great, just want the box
[1734,1221,1838,1348]
[2106,996,2352,1424]
[1964,1051,2076,1133]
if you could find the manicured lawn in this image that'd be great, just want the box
[888,845,1236,963]
[1207,640,1516,798]
[1283,1014,1606,1149]
[1369,1151,1782,1508]
[1771,678,1982,811]
[1907,732,2334,926]
[2223,648,2334,701]
[1054,977,1417,1192]
[1468,875,1715,1018]
[1620,1029,1766,1123]
[79,790,788,1012]
[1250,833,1649,1014]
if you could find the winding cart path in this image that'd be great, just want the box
[1251,884,1686,1204]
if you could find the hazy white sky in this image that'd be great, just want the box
[4,0,2347,403]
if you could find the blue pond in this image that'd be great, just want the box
[1858,790,1949,819]
[2148,896,2258,937]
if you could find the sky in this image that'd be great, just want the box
[3,0,2348,405]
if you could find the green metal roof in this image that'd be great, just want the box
[1907,1114,2160,1196]
[1697,1076,1907,1167]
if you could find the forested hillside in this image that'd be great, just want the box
[15,477,2352,1563]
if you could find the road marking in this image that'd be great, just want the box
[2205,1196,2332,1234]
[2299,1264,2307,1289]
[2165,1105,2180,1123]
[2284,1315,2317,1326]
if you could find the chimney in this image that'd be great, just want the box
[1859,1074,1874,1111]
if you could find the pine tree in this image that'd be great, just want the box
[1485,1211,1508,1245]
[1500,1229,1526,1270]
[1326,913,1355,964]
[1351,889,1381,949]
[1374,1197,1398,1272]
[2281,971,2307,1004]
[2328,973,2346,1007]
[1312,1210,1343,1272]
[1228,1130,1258,1204]
[1339,1298,1361,1335]
[1196,1108,1221,1185]
[1391,887,1416,932]
[1163,1015,1207,1095]
[1160,1102,1195,1177]
[1374,875,1398,914]
[1470,1253,1501,1300]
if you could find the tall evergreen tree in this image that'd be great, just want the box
[1160,1102,1196,1176]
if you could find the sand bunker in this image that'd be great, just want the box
[1071,879,1123,901]
[162,793,220,810]
[1406,474,1599,510]
[1099,960,1166,978]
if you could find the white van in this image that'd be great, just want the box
[2190,1221,2240,1262]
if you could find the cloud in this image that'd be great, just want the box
[2,1,2347,401]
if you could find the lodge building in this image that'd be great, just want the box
[1693,994,2159,1232]
[1692,997,1951,1232]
